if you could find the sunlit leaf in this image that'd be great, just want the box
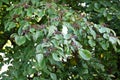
[47,25,57,37]
[79,49,92,60]
[15,36,26,46]
[52,53,60,61]
[50,73,57,80]
[109,36,117,44]
[88,39,96,47]
[36,44,43,53]
[36,54,44,63]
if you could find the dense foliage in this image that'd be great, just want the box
[0,0,120,80]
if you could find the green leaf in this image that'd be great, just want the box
[25,33,31,41]
[99,18,105,24]
[100,41,109,50]
[64,34,71,39]
[27,7,34,17]
[94,3,99,9]
[47,8,56,15]
[14,7,23,15]
[103,10,107,17]
[88,39,96,47]
[15,36,26,46]
[72,38,82,48]
[30,28,35,33]
[98,27,110,33]
[47,25,57,37]
[103,33,109,39]
[107,14,112,21]
[50,73,57,80]
[83,68,88,74]
[18,27,22,35]
[52,53,60,61]
[36,54,44,63]
[82,63,88,68]
[5,22,16,31]
[35,10,45,22]
[36,44,43,53]
[31,0,39,5]
[33,31,42,41]
[36,54,45,70]
[89,27,96,39]
[95,63,105,72]
[37,10,45,17]
[117,39,120,45]
[79,49,92,60]
[33,77,40,80]
[53,34,63,40]
[109,36,117,44]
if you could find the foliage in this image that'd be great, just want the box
[63,0,120,35]
[0,0,120,80]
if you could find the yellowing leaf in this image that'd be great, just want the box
[100,54,104,58]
